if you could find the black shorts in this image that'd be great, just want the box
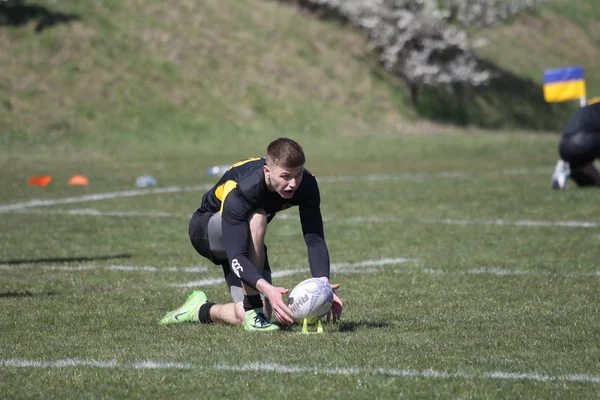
[559,130,600,168]
[188,211,272,303]
[189,211,226,265]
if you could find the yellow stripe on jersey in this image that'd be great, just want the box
[231,157,261,168]
[215,180,238,214]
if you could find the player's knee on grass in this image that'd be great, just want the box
[571,164,600,187]
[559,130,600,168]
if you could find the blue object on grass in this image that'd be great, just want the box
[206,165,231,177]
[136,175,157,187]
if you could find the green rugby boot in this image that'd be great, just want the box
[243,308,280,332]
[159,290,207,325]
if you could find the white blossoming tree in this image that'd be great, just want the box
[286,0,546,106]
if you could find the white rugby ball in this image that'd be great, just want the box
[287,278,334,324]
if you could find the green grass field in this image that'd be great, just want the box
[2,0,600,398]
[2,132,600,399]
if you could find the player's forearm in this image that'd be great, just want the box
[227,255,263,289]
[221,219,264,289]
[305,233,330,278]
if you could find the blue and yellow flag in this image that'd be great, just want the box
[543,66,586,103]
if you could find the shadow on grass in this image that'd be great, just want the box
[415,59,578,131]
[338,321,390,332]
[0,290,57,298]
[278,321,389,334]
[0,254,131,265]
[0,1,80,33]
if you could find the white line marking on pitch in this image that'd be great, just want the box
[215,362,600,384]
[171,258,417,288]
[397,266,600,278]
[12,208,188,218]
[397,267,539,277]
[0,168,547,213]
[1,359,598,384]
[0,184,214,213]
[280,214,600,229]
[317,167,548,183]
[419,218,599,228]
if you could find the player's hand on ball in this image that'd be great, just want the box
[327,283,343,323]
[257,279,294,324]
[266,285,295,325]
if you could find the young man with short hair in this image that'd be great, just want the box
[160,138,343,331]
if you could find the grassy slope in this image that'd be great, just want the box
[0,0,412,154]
[0,0,599,150]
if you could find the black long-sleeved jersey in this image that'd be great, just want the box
[564,102,600,135]
[197,158,330,288]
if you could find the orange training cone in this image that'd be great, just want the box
[68,175,89,185]
[28,175,52,187]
